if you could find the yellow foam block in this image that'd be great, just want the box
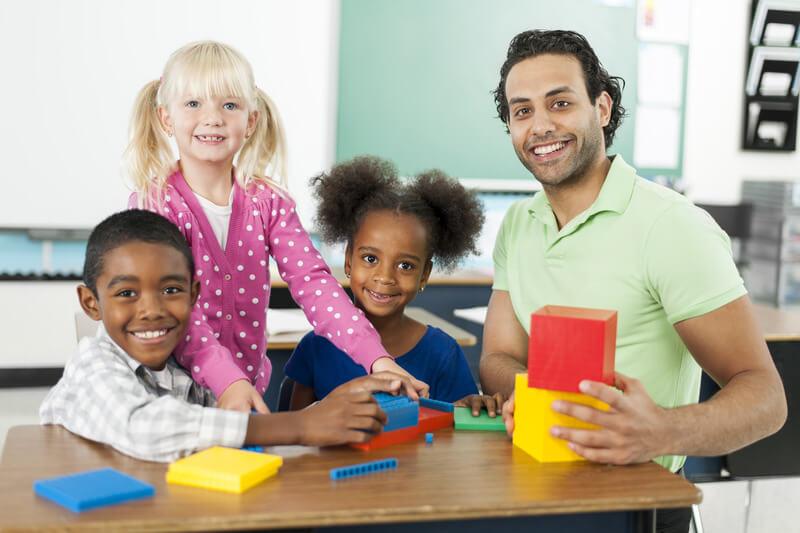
[513,373,609,462]
[166,446,283,493]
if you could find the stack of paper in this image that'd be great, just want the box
[453,306,488,325]
[266,308,312,335]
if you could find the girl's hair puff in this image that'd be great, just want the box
[311,156,401,245]
[124,41,287,207]
[405,169,484,271]
[312,156,485,272]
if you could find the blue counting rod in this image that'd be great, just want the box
[329,458,399,480]
[418,397,454,413]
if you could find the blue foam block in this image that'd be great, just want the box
[330,458,398,480]
[373,393,419,431]
[241,445,265,453]
[425,432,434,444]
[419,397,454,413]
[34,467,155,512]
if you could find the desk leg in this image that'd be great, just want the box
[633,509,656,533]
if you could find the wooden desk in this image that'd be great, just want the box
[443,302,800,343]
[268,306,477,350]
[752,303,800,342]
[0,425,699,532]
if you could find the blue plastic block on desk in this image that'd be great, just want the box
[373,392,412,407]
[373,393,419,431]
[419,397,454,413]
[330,458,398,480]
[241,445,265,453]
[34,467,154,512]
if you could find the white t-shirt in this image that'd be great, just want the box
[193,189,233,249]
[149,366,174,391]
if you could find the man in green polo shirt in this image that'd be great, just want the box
[480,28,786,518]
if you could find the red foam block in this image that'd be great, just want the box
[528,305,617,393]
[350,425,419,451]
[418,406,454,433]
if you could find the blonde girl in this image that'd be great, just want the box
[125,41,425,412]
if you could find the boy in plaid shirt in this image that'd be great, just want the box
[40,210,407,462]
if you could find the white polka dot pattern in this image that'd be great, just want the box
[128,175,387,397]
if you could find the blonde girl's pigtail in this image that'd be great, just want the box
[236,87,288,191]
[122,79,175,208]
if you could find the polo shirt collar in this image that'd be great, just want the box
[590,155,636,216]
[528,155,636,231]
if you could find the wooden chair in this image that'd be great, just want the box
[73,311,98,341]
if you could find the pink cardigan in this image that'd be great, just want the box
[129,171,385,396]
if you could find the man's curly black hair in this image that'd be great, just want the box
[493,29,627,149]
[311,156,484,272]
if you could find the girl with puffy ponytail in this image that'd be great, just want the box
[125,41,425,414]
[286,156,504,415]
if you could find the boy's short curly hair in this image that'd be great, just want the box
[493,29,627,149]
[311,156,485,272]
[83,209,194,294]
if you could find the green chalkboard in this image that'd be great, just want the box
[337,0,640,180]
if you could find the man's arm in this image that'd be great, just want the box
[667,294,786,454]
[479,290,529,397]
[551,295,787,463]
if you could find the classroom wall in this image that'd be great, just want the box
[335,0,640,181]
[683,0,800,204]
[0,0,340,230]
[0,283,82,368]
[0,0,342,368]
[3,1,783,369]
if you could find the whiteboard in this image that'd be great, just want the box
[0,0,338,229]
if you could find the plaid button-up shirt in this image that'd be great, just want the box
[40,326,248,462]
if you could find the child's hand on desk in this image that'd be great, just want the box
[294,374,414,446]
[372,356,429,400]
[329,372,415,397]
[218,379,270,414]
[298,390,387,446]
[455,393,505,417]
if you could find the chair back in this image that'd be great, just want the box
[74,311,99,341]
[277,376,296,412]
[695,203,753,240]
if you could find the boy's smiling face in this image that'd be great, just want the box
[78,241,198,370]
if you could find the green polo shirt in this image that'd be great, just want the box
[494,156,746,472]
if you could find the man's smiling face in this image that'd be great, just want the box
[505,53,610,188]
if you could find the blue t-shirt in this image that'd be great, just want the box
[284,326,478,403]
